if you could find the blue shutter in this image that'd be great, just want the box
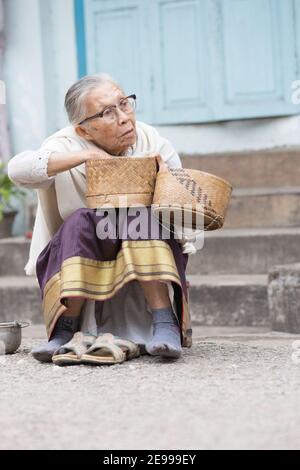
[148,0,214,124]
[82,0,153,123]
[76,0,300,124]
[216,0,299,120]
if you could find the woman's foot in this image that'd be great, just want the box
[145,307,182,358]
[32,315,79,363]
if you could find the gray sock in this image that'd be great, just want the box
[146,306,182,358]
[32,315,80,363]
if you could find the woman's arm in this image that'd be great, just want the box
[8,147,111,189]
[47,148,110,177]
[8,148,56,190]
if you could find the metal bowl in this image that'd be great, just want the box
[0,321,30,354]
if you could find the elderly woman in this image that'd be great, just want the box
[8,74,193,365]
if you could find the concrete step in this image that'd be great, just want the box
[187,227,300,275]
[2,226,300,278]
[188,274,269,327]
[181,147,300,188]
[224,187,300,228]
[0,237,30,276]
[0,274,269,328]
[0,276,41,324]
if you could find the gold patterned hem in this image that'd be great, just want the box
[42,240,192,347]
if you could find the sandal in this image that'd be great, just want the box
[80,333,140,365]
[52,332,95,366]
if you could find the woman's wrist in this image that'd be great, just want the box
[47,151,87,176]
[47,149,114,177]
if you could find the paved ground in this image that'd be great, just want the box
[1,325,300,450]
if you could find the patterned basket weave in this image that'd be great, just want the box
[85,155,158,208]
[152,164,233,231]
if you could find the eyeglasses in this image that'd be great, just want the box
[78,94,136,125]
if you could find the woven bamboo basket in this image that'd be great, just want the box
[152,163,233,231]
[85,155,158,208]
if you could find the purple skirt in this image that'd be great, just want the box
[36,207,192,347]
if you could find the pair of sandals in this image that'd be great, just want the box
[52,331,140,366]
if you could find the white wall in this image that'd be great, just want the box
[39,0,77,134]
[3,0,77,157]
[3,0,47,156]
[156,114,300,155]
[0,0,10,160]
[3,0,77,235]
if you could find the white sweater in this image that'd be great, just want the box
[8,120,200,276]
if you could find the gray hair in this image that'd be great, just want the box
[64,73,124,125]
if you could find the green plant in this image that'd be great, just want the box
[0,162,26,222]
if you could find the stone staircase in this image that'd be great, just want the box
[0,147,300,327]
[182,147,300,327]
[0,237,41,323]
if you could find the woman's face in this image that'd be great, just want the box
[75,82,137,156]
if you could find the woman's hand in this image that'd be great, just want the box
[79,148,112,162]
[155,154,169,172]
[47,148,112,177]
